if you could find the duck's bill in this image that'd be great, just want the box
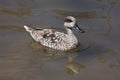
[75,23,84,33]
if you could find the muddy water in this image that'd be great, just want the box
[0,0,120,80]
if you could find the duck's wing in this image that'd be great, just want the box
[24,25,69,50]
[43,30,67,42]
[24,25,67,43]
[40,30,69,50]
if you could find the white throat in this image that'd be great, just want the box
[65,28,78,47]
[65,28,73,34]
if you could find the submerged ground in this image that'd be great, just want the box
[0,0,120,80]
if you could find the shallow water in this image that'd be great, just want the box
[0,0,120,80]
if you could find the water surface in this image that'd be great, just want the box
[0,0,120,80]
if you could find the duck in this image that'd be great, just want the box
[24,16,84,51]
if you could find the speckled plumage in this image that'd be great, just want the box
[24,16,84,51]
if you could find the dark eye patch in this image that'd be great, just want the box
[64,18,72,22]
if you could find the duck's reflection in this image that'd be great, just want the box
[65,55,86,75]
[31,41,86,75]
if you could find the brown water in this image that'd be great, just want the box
[0,0,120,80]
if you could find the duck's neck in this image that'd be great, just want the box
[65,28,78,46]
[65,28,74,35]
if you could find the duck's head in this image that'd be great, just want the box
[64,16,84,33]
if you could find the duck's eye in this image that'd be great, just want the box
[64,19,73,22]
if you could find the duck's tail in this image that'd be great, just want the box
[24,25,33,32]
